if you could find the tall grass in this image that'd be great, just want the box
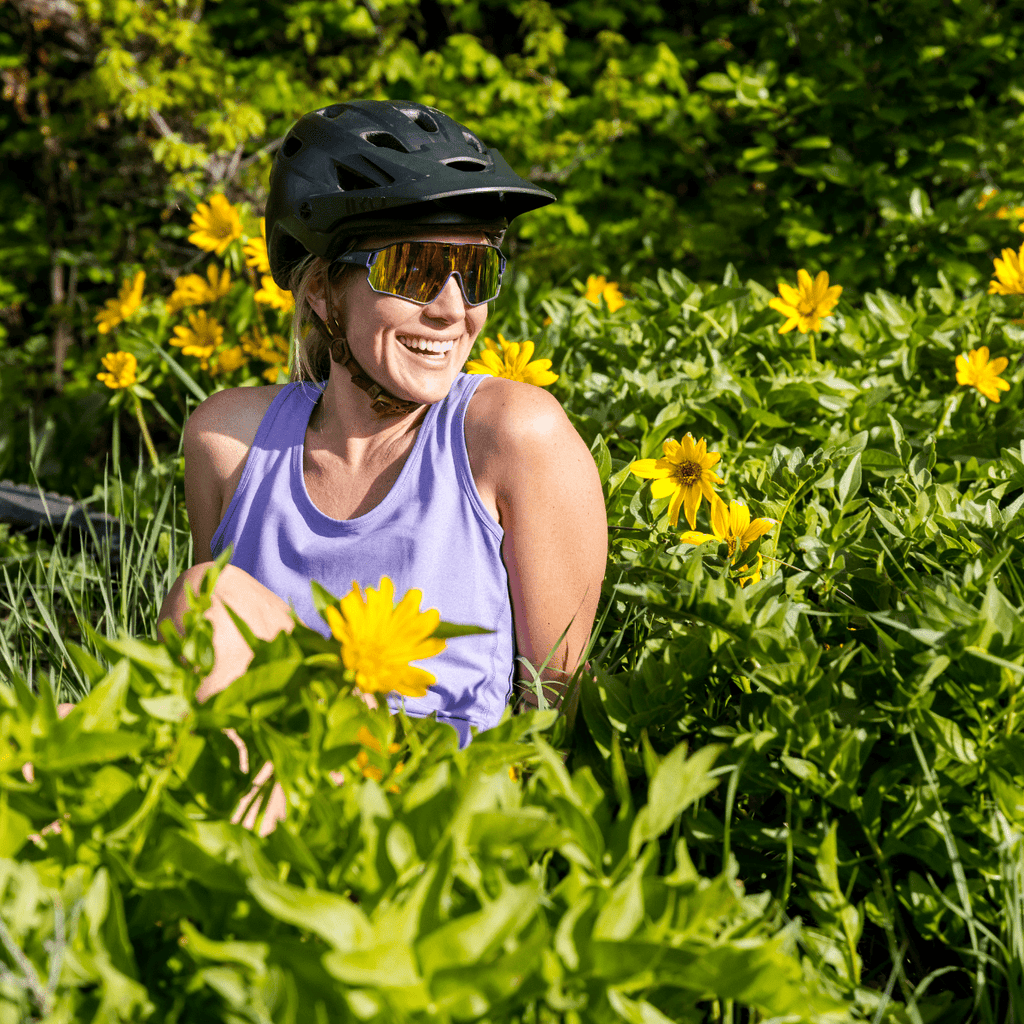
[0,439,191,703]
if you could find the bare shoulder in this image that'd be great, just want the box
[184,384,287,477]
[183,383,288,559]
[465,376,569,442]
[465,377,591,504]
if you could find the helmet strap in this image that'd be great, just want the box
[323,275,423,418]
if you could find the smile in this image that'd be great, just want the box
[397,335,456,356]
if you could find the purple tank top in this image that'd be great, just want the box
[210,372,515,747]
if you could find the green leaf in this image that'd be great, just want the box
[629,743,723,856]
[246,876,373,951]
[430,621,494,639]
[697,72,735,92]
[837,452,862,506]
[415,878,541,978]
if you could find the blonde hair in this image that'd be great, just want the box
[288,254,350,384]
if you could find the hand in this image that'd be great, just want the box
[223,728,344,838]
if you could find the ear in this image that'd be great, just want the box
[307,272,328,322]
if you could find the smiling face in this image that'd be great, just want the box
[314,228,492,409]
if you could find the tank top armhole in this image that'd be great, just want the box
[211,382,318,556]
[452,374,504,544]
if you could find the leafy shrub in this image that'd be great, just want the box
[1,565,844,1022]
[535,261,1024,1019]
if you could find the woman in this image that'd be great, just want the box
[157,101,608,825]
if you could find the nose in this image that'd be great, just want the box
[422,273,469,322]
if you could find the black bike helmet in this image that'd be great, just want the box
[266,99,556,289]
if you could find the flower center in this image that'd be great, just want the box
[673,460,702,487]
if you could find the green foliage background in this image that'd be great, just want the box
[4,0,1024,489]
[6,0,1024,1020]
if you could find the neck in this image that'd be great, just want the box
[310,366,427,465]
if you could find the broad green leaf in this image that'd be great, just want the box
[246,876,372,952]
[629,743,723,856]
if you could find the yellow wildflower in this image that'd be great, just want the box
[166,265,232,314]
[956,346,1011,403]
[213,345,247,375]
[465,334,558,387]
[254,274,294,312]
[96,351,138,390]
[94,271,146,334]
[241,330,290,381]
[171,310,224,370]
[323,577,445,699]
[680,499,776,584]
[989,244,1024,296]
[188,194,243,255]
[630,433,724,530]
[995,205,1024,220]
[243,217,271,275]
[769,269,842,334]
[681,499,777,557]
[583,274,626,313]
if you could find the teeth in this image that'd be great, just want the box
[399,336,455,355]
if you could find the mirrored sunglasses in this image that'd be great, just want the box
[332,241,506,306]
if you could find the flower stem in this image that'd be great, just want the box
[808,331,817,364]
[132,394,161,471]
[935,391,958,438]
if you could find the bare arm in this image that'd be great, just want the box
[482,382,608,710]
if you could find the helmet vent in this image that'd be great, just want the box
[361,131,409,153]
[282,135,303,158]
[462,132,485,154]
[321,104,346,119]
[336,164,380,191]
[400,108,438,133]
[444,158,488,173]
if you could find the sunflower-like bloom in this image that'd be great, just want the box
[323,577,445,699]
[213,345,247,375]
[96,351,138,390]
[465,334,558,387]
[630,433,724,530]
[583,274,626,313]
[243,218,271,275]
[188,194,243,255]
[769,269,842,334]
[681,499,777,557]
[166,265,232,314]
[95,271,146,334]
[956,346,1011,402]
[241,330,290,381]
[254,274,294,312]
[989,245,1024,296]
[680,499,777,584]
[171,310,224,370]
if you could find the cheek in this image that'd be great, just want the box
[467,305,488,338]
